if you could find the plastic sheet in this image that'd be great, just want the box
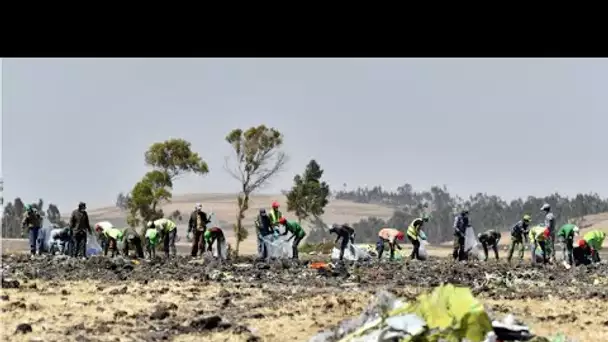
[331,243,371,261]
[262,235,293,259]
[86,233,103,256]
[465,226,485,260]
[418,241,429,260]
[210,239,228,259]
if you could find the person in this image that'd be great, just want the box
[278,217,306,260]
[205,227,226,259]
[573,239,593,266]
[145,227,159,259]
[255,209,273,259]
[268,201,283,228]
[407,215,429,260]
[122,227,144,258]
[507,215,531,262]
[50,227,71,255]
[557,223,580,265]
[101,227,124,257]
[69,202,92,259]
[94,221,114,251]
[21,204,43,257]
[529,225,550,264]
[541,203,556,261]
[188,204,211,257]
[147,218,178,258]
[478,230,502,261]
[377,228,405,260]
[329,224,356,261]
[452,210,470,261]
[582,230,606,263]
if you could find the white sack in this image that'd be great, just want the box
[465,226,485,260]
[418,241,429,260]
[331,243,371,261]
[262,235,293,259]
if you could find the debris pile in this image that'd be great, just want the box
[309,284,574,342]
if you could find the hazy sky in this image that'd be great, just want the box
[2,58,607,211]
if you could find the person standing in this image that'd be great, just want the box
[188,204,210,257]
[541,203,556,261]
[69,202,92,259]
[452,210,470,261]
[255,209,273,258]
[407,215,429,260]
[22,204,43,257]
[268,201,283,229]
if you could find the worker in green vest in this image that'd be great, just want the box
[557,223,579,265]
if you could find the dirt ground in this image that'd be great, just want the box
[2,254,608,341]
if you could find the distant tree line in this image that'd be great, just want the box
[302,185,608,244]
[2,198,66,238]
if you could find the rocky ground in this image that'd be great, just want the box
[2,254,608,341]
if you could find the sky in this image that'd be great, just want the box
[2,58,608,211]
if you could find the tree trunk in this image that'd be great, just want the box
[235,216,242,257]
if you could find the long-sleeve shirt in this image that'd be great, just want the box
[22,210,42,230]
[188,210,210,233]
[583,230,606,250]
[153,218,177,232]
[69,209,91,233]
[330,225,354,243]
[453,215,469,236]
[557,224,577,240]
[544,212,556,233]
[281,220,305,238]
[511,220,529,236]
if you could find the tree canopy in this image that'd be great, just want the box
[144,138,209,180]
[127,139,208,228]
[286,159,330,223]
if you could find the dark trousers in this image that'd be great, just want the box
[338,237,351,261]
[28,227,41,255]
[531,241,547,264]
[123,238,144,258]
[163,230,177,257]
[72,231,88,258]
[481,242,499,260]
[453,235,466,261]
[258,233,272,259]
[191,229,206,257]
[573,246,592,266]
[409,237,421,260]
[376,238,395,260]
[562,237,574,265]
[292,235,304,259]
[104,238,119,257]
[507,235,525,261]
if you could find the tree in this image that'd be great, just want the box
[224,125,288,256]
[128,139,209,228]
[115,192,130,211]
[286,159,330,223]
[170,209,183,222]
[46,204,62,225]
[144,138,209,180]
[126,171,172,228]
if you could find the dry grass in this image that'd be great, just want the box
[2,280,606,341]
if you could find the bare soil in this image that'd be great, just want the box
[2,254,608,341]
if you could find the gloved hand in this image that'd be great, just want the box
[186,233,191,242]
